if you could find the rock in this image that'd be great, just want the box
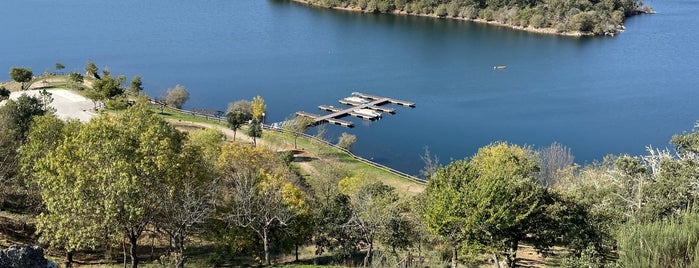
[0,245,57,268]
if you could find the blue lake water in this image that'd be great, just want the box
[2,0,698,175]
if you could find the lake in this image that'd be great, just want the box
[2,0,697,175]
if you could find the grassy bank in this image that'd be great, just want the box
[155,106,425,196]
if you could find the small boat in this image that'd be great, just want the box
[353,108,382,118]
[494,65,507,69]
[342,96,370,104]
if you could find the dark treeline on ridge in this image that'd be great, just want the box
[2,64,699,268]
[300,0,652,35]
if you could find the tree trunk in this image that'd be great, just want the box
[493,253,502,268]
[175,234,186,268]
[233,130,237,141]
[451,246,458,268]
[363,241,373,267]
[295,244,299,262]
[65,251,74,268]
[508,241,519,268]
[263,229,270,265]
[123,238,127,268]
[129,235,139,268]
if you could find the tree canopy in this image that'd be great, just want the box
[305,0,646,35]
[33,102,206,268]
[9,67,33,90]
[165,84,189,109]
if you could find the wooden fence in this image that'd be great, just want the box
[153,99,427,185]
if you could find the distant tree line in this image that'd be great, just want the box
[304,0,651,35]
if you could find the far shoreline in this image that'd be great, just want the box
[289,0,640,37]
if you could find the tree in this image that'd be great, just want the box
[0,87,9,101]
[159,141,217,268]
[102,66,111,77]
[188,128,224,165]
[90,75,123,100]
[283,115,313,149]
[344,181,400,266]
[466,142,546,268]
[85,61,98,79]
[421,159,473,268]
[248,119,262,147]
[0,94,50,141]
[419,146,442,180]
[337,132,357,151]
[165,84,189,109]
[0,96,52,211]
[226,100,252,141]
[68,72,84,90]
[251,95,267,122]
[129,76,143,95]
[34,102,189,268]
[55,63,65,73]
[10,67,33,90]
[422,142,553,268]
[537,141,575,186]
[217,143,306,265]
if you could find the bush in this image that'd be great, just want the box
[529,14,546,28]
[570,12,595,32]
[617,212,699,267]
[446,1,460,17]
[435,4,448,17]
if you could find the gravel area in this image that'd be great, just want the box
[2,89,95,122]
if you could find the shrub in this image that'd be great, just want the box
[617,213,699,267]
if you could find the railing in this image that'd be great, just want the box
[263,124,427,185]
[153,100,427,185]
[150,100,225,123]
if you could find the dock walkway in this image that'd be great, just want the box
[296,92,415,128]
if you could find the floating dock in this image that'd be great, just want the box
[296,92,415,128]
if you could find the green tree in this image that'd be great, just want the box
[466,142,546,267]
[423,142,555,268]
[283,115,314,149]
[90,75,123,100]
[159,141,217,268]
[129,75,143,95]
[68,72,84,90]
[421,159,473,268]
[248,119,262,147]
[85,61,98,78]
[0,96,52,211]
[0,94,50,141]
[55,63,65,73]
[35,102,188,268]
[165,84,189,109]
[188,128,224,165]
[226,100,252,141]
[0,87,9,101]
[19,115,81,264]
[10,67,33,90]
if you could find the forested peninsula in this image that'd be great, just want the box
[292,0,653,36]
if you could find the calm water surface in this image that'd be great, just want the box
[2,0,698,175]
